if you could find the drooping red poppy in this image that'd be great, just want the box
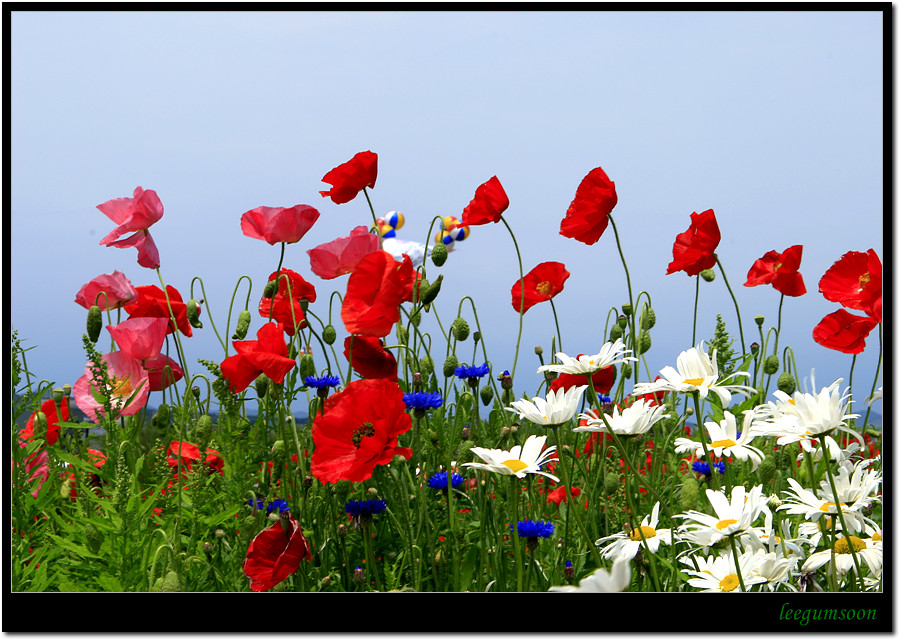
[258,268,317,336]
[744,244,807,297]
[818,249,882,321]
[124,285,194,337]
[461,176,510,226]
[220,322,297,393]
[343,335,398,381]
[243,515,312,592]
[559,167,618,245]
[310,378,412,484]
[306,225,380,280]
[105,231,161,270]
[341,251,414,337]
[19,398,71,447]
[548,365,615,395]
[74,270,138,311]
[511,261,570,313]
[106,316,170,364]
[167,441,225,475]
[241,204,321,245]
[319,151,378,204]
[812,308,879,355]
[143,354,185,392]
[666,209,721,277]
[97,186,164,268]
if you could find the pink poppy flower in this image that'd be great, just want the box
[306,226,380,280]
[73,350,150,422]
[106,317,170,364]
[13,445,50,499]
[240,204,321,245]
[105,230,161,269]
[143,354,185,392]
[74,270,138,311]
[97,187,164,269]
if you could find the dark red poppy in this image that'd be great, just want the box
[241,204,321,245]
[744,244,807,297]
[818,249,882,321]
[665,209,721,277]
[307,225,380,280]
[812,308,879,355]
[344,335,398,380]
[511,261,570,313]
[243,515,312,592]
[461,176,510,226]
[548,365,615,395]
[143,354,185,392]
[341,251,414,337]
[19,398,70,446]
[310,378,412,484]
[559,167,618,245]
[258,268,317,336]
[123,285,193,337]
[319,151,378,204]
[220,322,297,393]
[166,440,225,475]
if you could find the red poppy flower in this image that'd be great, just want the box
[74,270,138,311]
[124,285,193,337]
[241,204,321,245]
[547,485,581,505]
[97,186,164,268]
[310,378,413,484]
[812,308,879,355]
[106,316,170,364]
[258,268,317,336]
[143,354,185,392]
[818,249,882,321]
[666,209,721,277]
[548,365,615,395]
[243,515,312,592]
[220,322,297,393]
[319,151,378,204]
[19,398,71,446]
[341,251,414,337]
[460,176,510,226]
[511,261,570,313]
[559,167,618,245]
[167,440,225,475]
[307,225,380,280]
[744,244,807,297]
[343,335,398,381]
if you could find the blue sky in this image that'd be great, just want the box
[10,9,884,417]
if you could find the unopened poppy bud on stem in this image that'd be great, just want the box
[763,355,780,375]
[640,305,656,330]
[32,411,47,439]
[443,354,459,377]
[232,309,251,340]
[609,324,623,342]
[322,324,336,345]
[423,275,443,305]
[255,374,269,398]
[451,317,470,342]
[700,269,716,282]
[87,305,103,343]
[777,372,797,395]
[187,299,203,329]
[431,243,448,266]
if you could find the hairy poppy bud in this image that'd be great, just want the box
[87,305,103,343]
[152,403,170,428]
[777,372,797,395]
[480,384,494,406]
[322,324,336,345]
[263,279,279,299]
[396,325,409,346]
[232,309,251,340]
[622,363,633,379]
[159,570,182,592]
[299,355,316,380]
[187,299,203,329]
[84,522,103,554]
[443,354,459,377]
[763,355,780,375]
[418,355,434,375]
[423,275,443,305]
[679,476,699,512]
[621,303,633,316]
[603,471,619,495]
[700,269,716,282]
[637,331,652,355]
[640,306,656,331]
[451,317,470,342]
[431,242,448,267]
[193,415,213,451]
[255,374,269,399]
[51,387,65,404]
[608,323,623,342]
[32,411,47,440]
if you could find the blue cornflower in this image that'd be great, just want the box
[513,519,555,539]
[344,499,387,518]
[454,362,491,381]
[426,471,465,491]
[403,391,444,412]
[266,498,291,514]
[692,460,726,476]
[248,498,265,510]
[304,375,341,389]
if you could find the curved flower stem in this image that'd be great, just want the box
[189,276,226,353]
[819,439,866,590]
[223,275,253,357]
[549,298,564,356]
[714,255,746,354]
[500,217,525,380]
[607,214,637,384]
[861,323,883,442]
[691,392,720,491]
[362,188,383,248]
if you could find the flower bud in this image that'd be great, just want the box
[159,569,182,592]
[322,324,337,345]
[203,541,213,556]
[396,325,409,346]
[603,472,619,495]
[564,560,575,584]
[777,372,797,395]
[763,355,780,375]
[766,494,783,509]
[412,372,423,389]
[318,575,333,590]
[451,317,470,342]
[608,323,623,342]
[62,384,72,397]
[232,309,252,340]
[50,387,64,405]
[500,426,511,439]
[622,363,632,379]
[621,303,633,316]
[617,314,628,329]
[640,305,656,331]
[534,345,543,356]
[84,522,103,554]
[263,279,279,299]
[758,454,776,486]
[215,529,226,539]
[409,310,421,327]
[423,275,443,305]
[473,331,481,345]
[636,331,652,355]
[460,427,470,441]
[700,269,716,282]
[272,439,287,466]
[187,299,203,329]
[268,377,283,400]
[255,374,269,399]
[754,315,765,327]
[32,411,47,439]
[498,370,513,390]
[750,342,760,355]
[352,566,366,585]
[299,355,316,380]
[193,414,214,451]
[418,355,434,375]
[480,384,494,406]
[442,354,459,377]
[431,242,448,267]
[679,476,699,512]
[87,305,103,343]
[152,403,170,428]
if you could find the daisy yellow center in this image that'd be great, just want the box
[819,502,847,513]
[716,518,738,530]
[788,398,796,405]
[710,438,737,448]
[501,459,529,473]
[873,531,882,542]
[630,525,657,541]
[834,536,867,554]
[536,281,553,296]
[719,574,740,592]
[683,377,706,387]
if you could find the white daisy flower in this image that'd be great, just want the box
[801,534,883,576]
[866,386,882,407]
[549,556,632,593]
[682,549,768,592]
[818,458,881,508]
[536,339,636,376]
[741,507,811,559]
[574,398,669,437]
[462,434,559,482]
[595,501,674,561]
[677,484,767,546]
[752,550,800,592]
[777,478,868,535]
[506,385,587,427]
[632,342,755,407]
[673,410,766,471]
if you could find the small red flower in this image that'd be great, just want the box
[167,441,225,475]
[319,151,378,204]
[549,366,615,395]
[241,204,321,245]
[310,378,412,484]
[666,209,721,277]
[461,176,510,226]
[547,485,581,505]
[812,308,879,355]
[307,225,380,280]
[97,186,164,268]
[124,285,194,337]
[19,398,71,446]
[74,270,138,311]
[341,251,414,337]
[344,335,398,381]
[511,261,570,314]
[818,249,882,322]
[220,322,297,393]
[258,268,317,336]
[744,244,807,297]
[559,167,618,245]
[243,515,312,592]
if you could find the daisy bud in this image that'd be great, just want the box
[86,305,102,343]
[431,242,448,267]
[422,275,443,305]
[232,309,252,340]
[299,354,316,380]
[636,330,652,355]
[763,355,780,375]
[766,494,783,509]
[451,317,470,342]
[777,372,796,395]
[62,384,72,397]
[700,268,716,282]
[322,324,337,345]
[608,323,623,342]
[480,384,494,406]
[263,279,279,299]
[84,522,103,554]
[679,476,699,511]
[621,303,633,316]
[187,299,203,329]
[443,354,459,377]
[640,305,656,331]
[754,315,765,327]
[215,529,226,539]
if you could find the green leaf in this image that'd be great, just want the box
[55,421,96,430]
[47,533,103,560]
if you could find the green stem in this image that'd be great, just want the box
[715,255,746,354]
[500,217,525,381]
[607,214,637,384]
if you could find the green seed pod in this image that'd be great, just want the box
[700,269,716,282]
[443,354,459,378]
[480,384,494,406]
[679,476,699,512]
[422,275,443,305]
[451,317,470,342]
[758,454,776,486]
[187,299,203,329]
[51,387,64,405]
[84,522,103,554]
[616,314,628,329]
[232,309,252,340]
[621,303,633,316]
[640,306,656,331]
[158,570,182,592]
[472,331,481,344]
[62,383,72,397]
[750,342,760,355]
[255,374,269,399]
[608,323,623,342]
[87,305,103,343]
[777,372,797,395]
[754,315,765,327]
[763,355,780,375]
[431,243,448,267]
[299,355,316,380]
[637,330,652,355]
[418,355,434,376]
[322,324,337,345]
